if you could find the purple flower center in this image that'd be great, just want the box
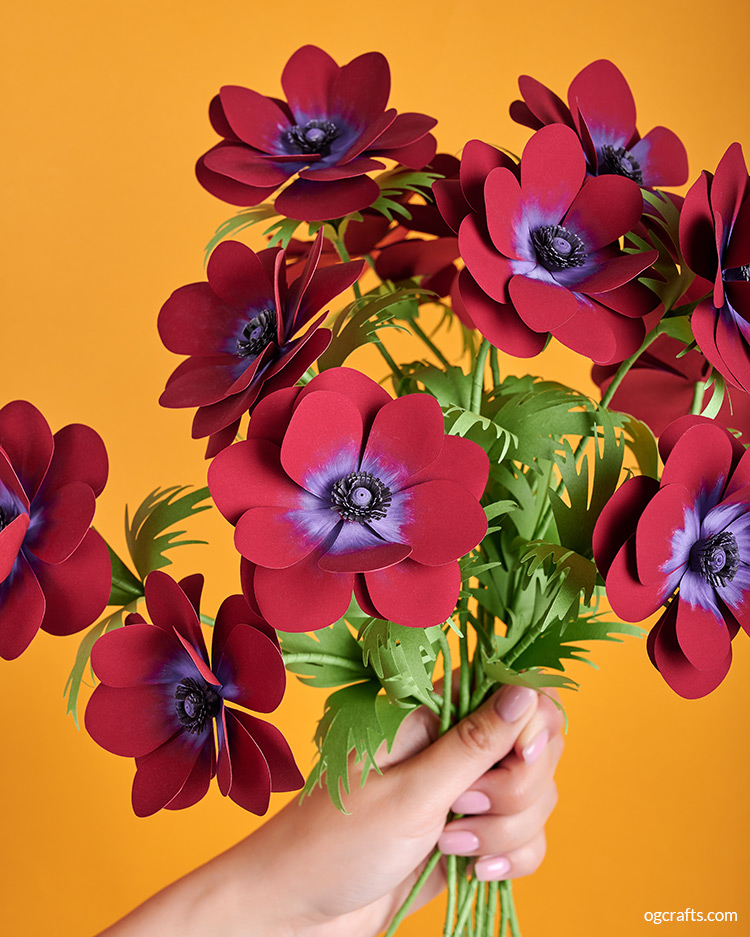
[723,264,750,283]
[330,471,392,522]
[601,144,643,185]
[689,531,740,588]
[0,507,7,532]
[237,309,276,358]
[286,119,339,157]
[531,225,587,271]
[175,676,221,734]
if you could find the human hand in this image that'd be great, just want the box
[247,683,564,937]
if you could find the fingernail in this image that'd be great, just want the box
[495,685,536,722]
[437,830,480,855]
[451,791,492,815]
[522,728,549,764]
[475,855,511,881]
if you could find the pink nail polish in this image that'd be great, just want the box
[522,728,549,764]
[451,791,492,815]
[475,855,511,881]
[495,685,536,722]
[437,830,480,855]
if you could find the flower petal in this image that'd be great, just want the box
[593,475,660,578]
[405,435,489,501]
[520,125,586,220]
[365,559,461,628]
[297,368,392,432]
[0,513,29,583]
[215,623,286,713]
[91,624,188,687]
[564,174,644,251]
[235,505,334,568]
[650,601,732,699]
[509,275,579,332]
[164,737,215,811]
[635,483,693,585]
[24,481,95,564]
[459,213,514,303]
[0,551,44,660]
[568,60,635,143]
[319,541,411,573]
[85,684,179,757]
[360,393,444,486]
[144,570,207,659]
[605,534,667,622]
[281,44,339,117]
[0,401,53,501]
[401,480,487,566]
[41,423,108,498]
[253,556,353,632]
[208,438,302,523]
[219,85,291,152]
[229,709,303,792]
[659,421,734,501]
[132,731,207,817]
[633,126,688,187]
[222,708,272,814]
[675,598,732,671]
[458,268,546,357]
[274,176,380,223]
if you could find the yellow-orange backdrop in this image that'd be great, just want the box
[3,1,749,934]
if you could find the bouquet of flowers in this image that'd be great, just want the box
[2,46,748,936]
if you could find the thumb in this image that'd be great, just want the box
[394,685,539,812]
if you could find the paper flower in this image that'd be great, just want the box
[592,335,750,439]
[196,45,437,222]
[207,368,489,630]
[0,401,111,660]
[509,59,688,189]
[158,232,364,457]
[85,571,302,816]
[435,126,660,363]
[593,418,750,698]
[680,143,750,393]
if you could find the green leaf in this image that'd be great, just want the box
[265,216,303,249]
[316,287,425,371]
[548,411,625,557]
[125,485,212,581]
[415,364,473,411]
[700,371,727,419]
[278,618,372,688]
[482,657,579,693]
[360,620,440,706]
[204,204,279,263]
[657,314,694,345]
[64,606,133,726]
[520,540,598,630]
[511,614,645,673]
[302,681,416,812]
[369,170,442,222]
[105,541,143,605]
[619,414,659,479]
[442,404,516,461]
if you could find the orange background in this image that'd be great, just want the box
[3,1,749,934]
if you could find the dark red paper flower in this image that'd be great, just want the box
[85,571,302,817]
[435,126,661,363]
[679,143,750,393]
[207,368,489,631]
[158,232,364,457]
[510,59,688,189]
[593,417,750,698]
[196,45,437,222]
[592,335,750,439]
[0,401,111,660]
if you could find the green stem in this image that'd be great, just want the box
[454,878,479,935]
[600,328,660,409]
[412,318,452,368]
[375,340,402,378]
[691,379,705,415]
[444,855,458,936]
[437,629,454,736]
[199,613,215,627]
[475,882,487,934]
[489,347,500,391]
[499,880,509,936]
[487,882,499,935]
[281,652,366,671]
[384,848,442,937]
[459,628,471,720]
[329,230,362,300]
[501,881,521,937]
[470,339,491,414]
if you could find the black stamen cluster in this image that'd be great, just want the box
[0,507,6,532]
[236,309,277,358]
[690,531,740,588]
[287,119,339,157]
[531,224,587,271]
[175,677,221,734]
[330,471,392,522]
[601,144,644,185]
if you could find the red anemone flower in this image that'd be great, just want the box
[158,231,363,457]
[85,571,302,817]
[680,143,750,393]
[196,45,437,222]
[207,368,489,631]
[0,401,111,660]
[593,417,750,698]
[435,126,661,364]
[510,59,688,189]
[592,335,750,440]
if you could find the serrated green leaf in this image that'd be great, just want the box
[360,620,439,706]
[265,216,303,249]
[416,364,473,411]
[125,485,211,581]
[520,540,598,630]
[511,614,645,673]
[278,618,372,688]
[64,606,134,726]
[484,500,517,521]
[619,413,659,479]
[105,541,143,605]
[657,314,694,345]
[549,411,625,558]
[482,657,579,693]
[204,204,278,262]
[302,681,416,812]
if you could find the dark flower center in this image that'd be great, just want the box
[286,119,339,157]
[724,264,750,283]
[330,472,392,522]
[531,225,587,271]
[175,677,221,734]
[0,507,6,532]
[689,531,740,588]
[600,144,644,185]
[237,309,277,358]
